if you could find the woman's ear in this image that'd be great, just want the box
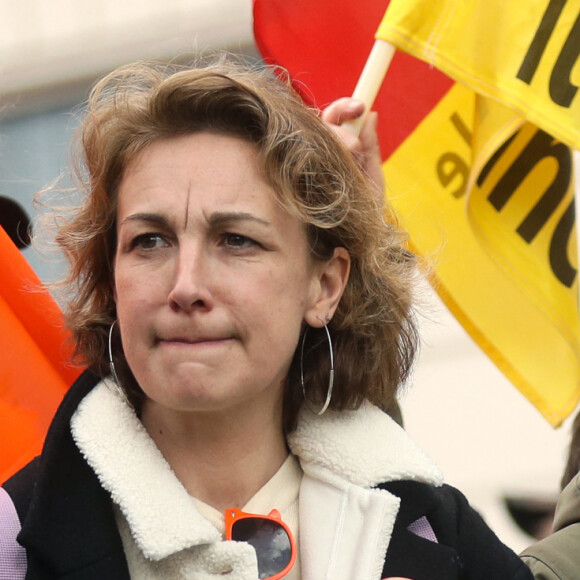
[304,247,350,327]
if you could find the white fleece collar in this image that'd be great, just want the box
[71,379,222,560]
[71,380,442,579]
[288,400,443,488]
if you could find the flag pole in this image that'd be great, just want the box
[342,39,396,136]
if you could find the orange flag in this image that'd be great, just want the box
[0,226,81,483]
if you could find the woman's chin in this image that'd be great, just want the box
[143,389,228,415]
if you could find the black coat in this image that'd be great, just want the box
[4,371,532,579]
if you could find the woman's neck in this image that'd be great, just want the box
[140,399,288,513]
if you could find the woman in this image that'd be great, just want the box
[0,57,532,579]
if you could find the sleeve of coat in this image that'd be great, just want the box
[520,555,563,580]
[520,524,580,580]
[432,484,534,580]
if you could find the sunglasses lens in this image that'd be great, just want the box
[231,517,292,579]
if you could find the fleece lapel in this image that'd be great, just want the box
[71,380,221,560]
[288,401,443,580]
[71,380,261,578]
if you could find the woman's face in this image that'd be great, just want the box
[114,132,346,417]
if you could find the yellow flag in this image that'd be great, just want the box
[377,0,580,149]
[377,0,580,426]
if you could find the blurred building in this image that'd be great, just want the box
[0,0,256,280]
[1,0,255,111]
[1,0,574,553]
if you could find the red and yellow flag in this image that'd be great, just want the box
[0,227,81,482]
[377,0,580,149]
[254,0,580,426]
[253,0,453,159]
[376,0,580,426]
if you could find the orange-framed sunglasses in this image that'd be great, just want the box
[225,508,297,579]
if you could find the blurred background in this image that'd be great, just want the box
[1,0,575,553]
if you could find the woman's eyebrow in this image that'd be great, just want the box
[120,213,171,228]
[208,211,271,227]
[120,211,272,230]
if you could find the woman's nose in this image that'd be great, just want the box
[167,246,212,312]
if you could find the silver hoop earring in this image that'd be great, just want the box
[108,320,130,406]
[108,320,121,385]
[300,324,334,415]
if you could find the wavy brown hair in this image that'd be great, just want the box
[48,56,419,431]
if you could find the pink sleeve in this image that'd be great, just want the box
[0,487,26,579]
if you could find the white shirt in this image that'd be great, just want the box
[194,454,302,579]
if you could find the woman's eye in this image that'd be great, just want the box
[132,233,168,251]
[223,233,257,250]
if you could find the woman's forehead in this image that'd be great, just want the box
[116,132,306,238]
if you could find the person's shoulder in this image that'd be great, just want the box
[378,480,533,578]
[552,471,580,531]
[437,483,536,578]
[520,524,580,580]
[3,456,40,489]
[520,472,580,580]
[377,479,478,522]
